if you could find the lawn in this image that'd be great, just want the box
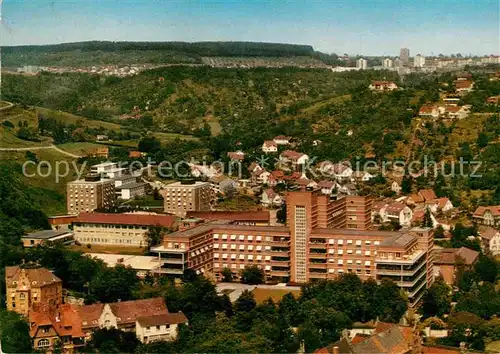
[154,131,197,142]
[126,195,164,208]
[36,107,123,131]
[251,288,300,304]
[69,244,146,255]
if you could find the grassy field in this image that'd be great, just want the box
[57,142,105,155]
[447,114,490,152]
[36,107,124,130]
[0,101,11,108]
[252,288,300,304]
[69,244,146,255]
[154,131,198,142]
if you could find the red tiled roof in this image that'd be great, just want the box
[186,210,270,222]
[351,334,370,344]
[6,266,61,288]
[129,151,143,158]
[455,80,473,89]
[419,105,436,114]
[445,105,462,113]
[30,303,85,339]
[385,202,407,216]
[473,205,500,217]
[422,346,461,354]
[263,188,277,200]
[227,151,245,160]
[418,189,437,201]
[281,150,305,161]
[136,312,188,326]
[271,170,285,179]
[263,140,278,148]
[110,297,167,325]
[372,80,397,86]
[479,226,499,241]
[436,247,479,265]
[318,180,335,188]
[79,303,105,328]
[75,213,178,228]
[409,194,424,203]
[273,135,290,141]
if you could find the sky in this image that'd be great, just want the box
[1,0,499,56]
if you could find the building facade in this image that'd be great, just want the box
[5,266,63,316]
[400,48,410,66]
[162,181,212,217]
[153,190,434,306]
[67,176,116,214]
[382,58,393,68]
[72,212,177,247]
[414,54,426,67]
[356,58,367,70]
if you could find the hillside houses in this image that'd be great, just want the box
[262,140,278,153]
[418,104,470,120]
[372,201,413,227]
[454,79,474,94]
[473,205,500,227]
[227,150,245,161]
[478,226,500,255]
[279,150,309,167]
[317,161,353,181]
[368,81,398,91]
[261,189,283,207]
[273,135,291,145]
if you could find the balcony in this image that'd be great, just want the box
[376,260,426,276]
[153,268,184,275]
[375,250,425,265]
[271,270,290,277]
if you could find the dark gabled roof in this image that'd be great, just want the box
[136,312,188,326]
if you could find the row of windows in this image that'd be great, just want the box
[214,254,273,261]
[214,244,275,251]
[77,237,136,244]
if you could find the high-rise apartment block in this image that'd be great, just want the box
[414,54,426,68]
[356,58,368,70]
[400,48,410,66]
[152,189,433,306]
[67,175,116,214]
[162,181,212,217]
[382,58,393,68]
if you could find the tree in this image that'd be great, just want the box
[372,279,408,322]
[83,328,140,353]
[474,255,498,283]
[221,267,233,282]
[138,136,161,153]
[0,310,32,353]
[477,132,489,148]
[434,225,445,239]
[145,226,168,249]
[421,277,451,318]
[422,208,433,228]
[88,264,139,303]
[276,204,287,224]
[240,265,265,285]
[234,290,256,313]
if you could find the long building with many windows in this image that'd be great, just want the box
[152,189,434,306]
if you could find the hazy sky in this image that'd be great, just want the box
[2,0,499,55]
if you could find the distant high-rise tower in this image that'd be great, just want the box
[400,48,410,66]
[414,54,425,68]
[356,57,368,70]
[382,58,393,68]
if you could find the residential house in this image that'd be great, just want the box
[227,151,245,161]
[478,226,500,256]
[384,202,413,227]
[456,73,472,81]
[371,201,388,224]
[425,197,454,214]
[338,183,357,196]
[407,189,437,206]
[261,189,283,207]
[445,105,470,120]
[317,180,339,196]
[419,105,441,119]
[251,169,271,185]
[270,170,285,184]
[368,81,398,91]
[262,140,278,153]
[472,205,500,227]
[135,312,188,343]
[248,162,263,174]
[29,303,85,353]
[454,80,474,94]
[487,95,500,105]
[411,209,439,228]
[78,297,188,343]
[189,164,218,179]
[280,150,309,167]
[433,247,479,286]
[315,321,417,354]
[443,95,461,106]
[129,150,145,158]
[296,178,318,189]
[332,163,354,181]
[96,134,109,141]
[273,135,291,145]
[88,147,109,159]
[351,171,374,183]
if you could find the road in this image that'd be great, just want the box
[0,144,82,158]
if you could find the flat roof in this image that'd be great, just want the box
[311,228,400,237]
[86,253,163,270]
[164,181,209,187]
[380,233,416,247]
[23,230,73,239]
[113,175,137,181]
[165,221,290,239]
[91,162,118,168]
[115,182,147,190]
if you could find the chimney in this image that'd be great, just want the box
[333,346,340,354]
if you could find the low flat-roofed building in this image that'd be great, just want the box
[86,253,166,278]
[22,230,74,248]
[185,210,270,226]
[73,212,178,247]
[48,215,78,230]
[116,181,148,200]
